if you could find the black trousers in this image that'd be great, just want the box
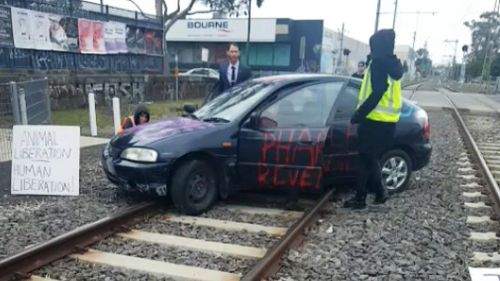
[355,119,396,198]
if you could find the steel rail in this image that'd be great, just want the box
[446,95,500,210]
[0,202,156,281]
[242,189,334,281]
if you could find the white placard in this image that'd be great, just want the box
[469,268,500,281]
[11,7,33,49]
[166,19,276,42]
[11,126,80,196]
[201,47,209,62]
[30,11,51,50]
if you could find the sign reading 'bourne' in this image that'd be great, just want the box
[166,19,277,42]
[11,126,80,196]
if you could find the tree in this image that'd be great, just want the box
[128,0,265,75]
[464,11,500,79]
[491,54,500,77]
[415,48,432,78]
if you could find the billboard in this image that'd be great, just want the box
[105,21,127,54]
[11,7,33,49]
[0,6,14,48]
[49,15,79,52]
[166,19,277,42]
[31,11,52,50]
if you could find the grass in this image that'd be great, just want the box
[52,99,203,138]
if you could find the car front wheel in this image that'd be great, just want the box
[380,149,413,194]
[170,160,218,215]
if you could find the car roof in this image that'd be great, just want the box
[253,74,358,86]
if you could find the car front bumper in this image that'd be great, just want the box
[102,148,170,196]
[412,141,432,171]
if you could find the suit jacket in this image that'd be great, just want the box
[217,62,252,95]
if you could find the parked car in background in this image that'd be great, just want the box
[179,68,219,80]
[102,74,432,215]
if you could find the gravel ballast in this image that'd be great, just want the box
[465,115,500,143]
[137,215,280,248]
[33,258,176,281]
[0,145,139,259]
[270,110,473,281]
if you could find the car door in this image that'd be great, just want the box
[237,81,344,190]
[323,81,361,183]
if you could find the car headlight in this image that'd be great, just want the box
[120,148,158,163]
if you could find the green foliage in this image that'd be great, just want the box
[464,11,500,79]
[415,48,432,78]
[491,54,500,77]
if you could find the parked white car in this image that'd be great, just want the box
[179,68,219,80]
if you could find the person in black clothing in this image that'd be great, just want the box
[344,29,404,209]
[119,105,150,133]
[351,61,366,79]
[217,43,252,95]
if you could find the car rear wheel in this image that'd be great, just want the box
[171,160,218,215]
[380,149,413,194]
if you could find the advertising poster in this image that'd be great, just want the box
[78,18,94,53]
[31,12,51,50]
[92,21,106,54]
[49,15,79,52]
[0,6,14,48]
[104,21,117,53]
[126,25,145,54]
[11,7,33,49]
[144,29,162,56]
[114,22,127,53]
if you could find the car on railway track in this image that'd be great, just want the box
[102,74,432,215]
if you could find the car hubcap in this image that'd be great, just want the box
[381,156,408,191]
[188,173,209,202]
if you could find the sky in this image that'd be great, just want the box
[89,0,497,65]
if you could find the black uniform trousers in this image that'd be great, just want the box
[355,119,396,198]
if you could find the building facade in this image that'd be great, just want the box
[166,18,324,74]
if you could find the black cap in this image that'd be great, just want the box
[358,61,366,67]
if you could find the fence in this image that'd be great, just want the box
[0,78,50,162]
[0,82,13,162]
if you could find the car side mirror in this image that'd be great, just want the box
[183,104,196,114]
[245,112,259,129]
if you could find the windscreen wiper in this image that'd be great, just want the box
[202,117,230,123]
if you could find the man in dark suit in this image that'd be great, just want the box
[217,43,252,95]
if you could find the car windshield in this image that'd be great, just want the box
[194,80,271,122]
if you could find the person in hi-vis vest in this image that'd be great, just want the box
[344,29,403,209]
[117,105,150,134]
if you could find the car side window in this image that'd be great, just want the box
[259,82,343,129]
[333,86,359,121]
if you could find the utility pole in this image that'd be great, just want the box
[337,23,345,74]
[444,39,458,79]
[246,0,252,65]
[392,0,399,30]
[481,0,500,80]
[460,45,469,84]
[375,0,382,33]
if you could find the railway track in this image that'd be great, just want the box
[447,94,500,278]
[0,190,333,281]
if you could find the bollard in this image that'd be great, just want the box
[112,97,121,134]
[88,93,97,136]
[18,88,28,125]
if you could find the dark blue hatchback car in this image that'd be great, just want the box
[102,74,432,215]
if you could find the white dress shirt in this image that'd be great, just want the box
[226,61,239,86]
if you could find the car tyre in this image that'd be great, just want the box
[380,149,413,194]
[171,160,218,215]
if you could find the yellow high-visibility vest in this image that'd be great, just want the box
[357,64,402,123]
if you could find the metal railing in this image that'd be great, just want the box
[0,78,50,163]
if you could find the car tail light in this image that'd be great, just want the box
[423,118,430,140]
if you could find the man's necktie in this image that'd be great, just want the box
[231,66,236,86]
